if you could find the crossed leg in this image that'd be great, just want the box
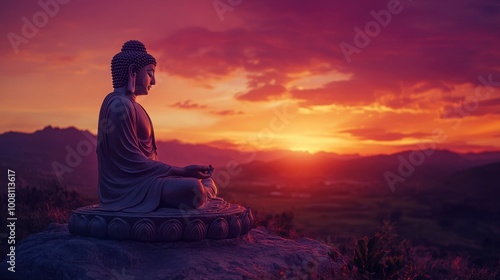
[160,177,217,209]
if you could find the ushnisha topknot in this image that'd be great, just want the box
[111,40,157,88]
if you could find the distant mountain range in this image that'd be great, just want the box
[0,126,499,197]
[234,146,500,191]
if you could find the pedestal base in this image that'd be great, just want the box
[68,198,254,242]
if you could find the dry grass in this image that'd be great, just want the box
[0,180,95,257]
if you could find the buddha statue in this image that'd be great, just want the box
[69,40,253,242]
[96,40,218,213]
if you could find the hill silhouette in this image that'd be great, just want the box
[1,126,499,197]
[235,148,500,193]
[426,161,500,222]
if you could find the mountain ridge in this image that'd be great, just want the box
[1,126,499,197]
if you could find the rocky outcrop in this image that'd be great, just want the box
[0,224,344,280]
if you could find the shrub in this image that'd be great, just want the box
[351,234,404,279]
[328,221,500,280]
[253,210,298,239]
[0,179,94,259]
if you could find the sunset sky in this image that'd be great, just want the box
[0,0,499,155]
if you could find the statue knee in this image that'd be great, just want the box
[201,178,218,198]
[187,178,207,208]
[160,178,207,209]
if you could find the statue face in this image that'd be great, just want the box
[134,64,156,95]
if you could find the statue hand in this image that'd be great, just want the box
[183,165,211,179]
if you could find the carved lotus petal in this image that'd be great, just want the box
[68,213,79,235]
[159,220,183,242]
[69,201,250,242]
[227,216,242,238]
[184,219,206,241]
[247,208,255,225]
[207,217,229,240]
[77,215,89,236]
[89,216,107,239]
[240,214,251,235]
[108,218,131,240]
[131,219,156,242]
[241,208,254,234]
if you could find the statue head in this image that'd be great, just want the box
[111,40,157,95]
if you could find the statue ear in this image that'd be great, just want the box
[128,64,139,78]
[127,64,138,94]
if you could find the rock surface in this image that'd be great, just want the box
[1,224,344,280]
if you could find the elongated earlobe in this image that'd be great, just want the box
[127,75,136,94]
[127,64,137,94]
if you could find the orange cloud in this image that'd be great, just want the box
[340,128,430,142]
[441,97,500,119]
[171,100,207,110]
[237,84,287,102]
[150,0,499,113]
[211,110,244,116]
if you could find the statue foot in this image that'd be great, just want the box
[202,178,218,199]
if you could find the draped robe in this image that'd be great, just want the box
[96,92,171,213]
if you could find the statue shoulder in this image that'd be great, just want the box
[99,93,137,123]
[103,93,135,110]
